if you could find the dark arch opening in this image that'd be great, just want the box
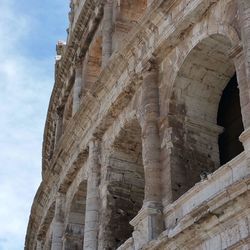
[217,74,244,165]
[106,119,144,249]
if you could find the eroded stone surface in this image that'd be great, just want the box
[25,0,250,249]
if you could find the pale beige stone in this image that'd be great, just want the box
[25,0,250,249]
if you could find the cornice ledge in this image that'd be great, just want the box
[42,0,102,174]
[148,177,250,250]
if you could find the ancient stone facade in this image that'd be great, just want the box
[25,0,250,249]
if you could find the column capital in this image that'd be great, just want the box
[130,205,163,249]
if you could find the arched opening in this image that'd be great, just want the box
[106,119,144,248]
[217,74,244,165]
[169,34,244,201]
[63,181,87,250]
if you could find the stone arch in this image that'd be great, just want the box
[63,181,87,250]
[159,22,240,110]
[167,34,244,200]
[103,117,145,249]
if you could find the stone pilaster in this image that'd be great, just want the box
[131,59,163,249]
[51,193,65,250]
[237,0,250,89]
[84,139,100,250]
[237,0,250,153]
[72,61,82,115]
[102,0,113,68]
[230,45,250,129]
[55,105,64,146]
[230,45,250,170]
[230,44,250,160]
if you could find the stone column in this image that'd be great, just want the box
[83,139,100,250]
[131,60,163,249]
[51,193,65,250]
[141,60,162,206]
[55,105,64,146]
[238,0,250,88]
[102,0,113,68]
[230,45,250,129]
[237,0,250,153]
[231,44,250,171]
[72,62,83,115]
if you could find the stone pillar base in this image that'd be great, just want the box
[130,203,163,250]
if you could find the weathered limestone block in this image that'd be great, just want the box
[238,0,250,89]
[130,206,163,250]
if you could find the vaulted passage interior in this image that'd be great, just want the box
[63,181,87,250]
[169,34,244,201]
[107,119,144,248]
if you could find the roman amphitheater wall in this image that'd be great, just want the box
[26,0,250,249]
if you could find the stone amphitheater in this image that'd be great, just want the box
[25,0,250,249]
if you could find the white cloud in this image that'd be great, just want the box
[0,0,66,249]
[0,0,30,53]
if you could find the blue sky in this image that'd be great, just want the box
[0,0,68,249]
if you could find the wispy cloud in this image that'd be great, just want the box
[0,0,68,249]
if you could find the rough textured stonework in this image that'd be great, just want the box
[25,0,250,249]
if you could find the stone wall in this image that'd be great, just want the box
[25,0,250,249]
